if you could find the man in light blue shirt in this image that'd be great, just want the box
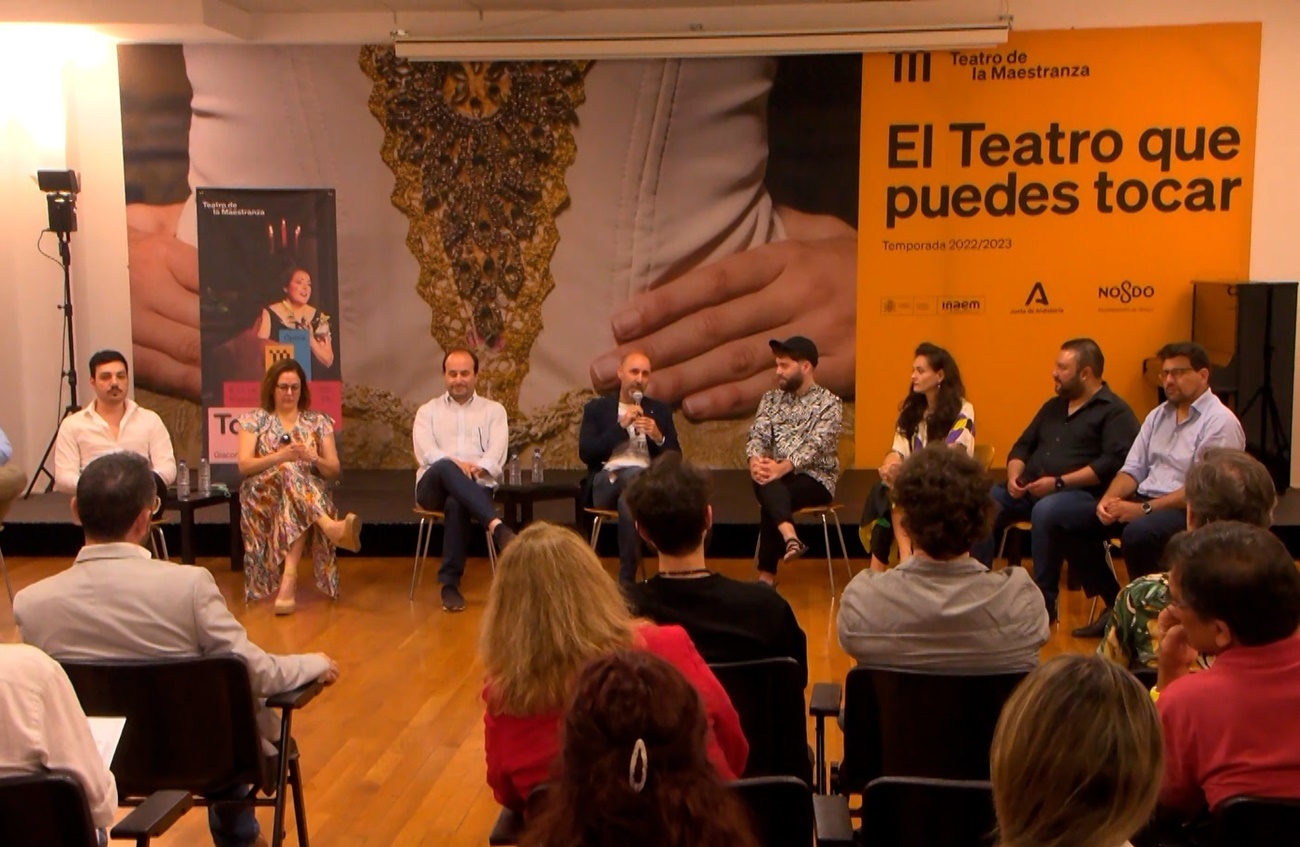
[0,426,26,524]
[1069,341,1245,638]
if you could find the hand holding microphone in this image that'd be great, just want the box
[619,389,645,428]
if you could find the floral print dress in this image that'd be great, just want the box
[238,408,340,601]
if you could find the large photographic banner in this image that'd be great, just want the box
[117,49,862,470]
[855,24,1260,465]
[196,188,343,480]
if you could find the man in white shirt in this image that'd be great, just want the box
[413,348,515,612]
[15,451,339,847]
[0,424,24,523]
[0,643,118,832]
[54,350,177,506]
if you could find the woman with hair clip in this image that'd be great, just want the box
[522,649,760,847]
[862,341,974,571]
[991,654,1163,847]
[480,523,748,814]
[237,358,360,613]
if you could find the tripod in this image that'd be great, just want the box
[1235,284,1292,489]
[24,230,81,497]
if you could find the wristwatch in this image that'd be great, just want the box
[1141,501,1154,515]
[1054,476,1066,491]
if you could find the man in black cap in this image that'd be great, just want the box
[745,336,843,585]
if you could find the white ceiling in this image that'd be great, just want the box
[0,0,982,45]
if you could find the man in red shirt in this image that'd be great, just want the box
[1155,521,1300,817]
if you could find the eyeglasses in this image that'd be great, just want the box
[1159,367,1196,380]
[276,383,302,393]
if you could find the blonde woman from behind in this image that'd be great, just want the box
[991,654,1162,847]
[479,522,748,814]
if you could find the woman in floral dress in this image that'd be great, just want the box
[237,359,360,613]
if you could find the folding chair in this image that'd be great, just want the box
[0,771,192,847]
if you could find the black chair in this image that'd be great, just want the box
[488,778,852,847]
[710,658,813,787]
[810,666,1027,801]
[60,656,324,847]
[1131,666,1158,690]
[0,771,192,847]
[857,776,996,847]
[1214,795,1300,846]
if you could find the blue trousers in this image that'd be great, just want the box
[973,485,1101,615]
[592,466,645,585]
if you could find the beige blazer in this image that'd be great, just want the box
[14,543,329,749]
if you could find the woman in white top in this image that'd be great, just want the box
[991,654,1162,847]
[864,342,975,571]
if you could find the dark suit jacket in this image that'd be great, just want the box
[578,393,680,476]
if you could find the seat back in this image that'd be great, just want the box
[59,656,266,798]
[972,444,995,471]
[1215,795,1300,847]
[0,772,99,847]
[1130,667,1158,690]
[860,776,997,847]
[839,667,1027,791]
[709,658,811,785]
[731,776,813,847]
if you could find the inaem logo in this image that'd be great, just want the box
[1025,282,1049,307]
[893,52,932,83]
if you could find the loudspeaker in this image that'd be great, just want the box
[1193,281,1297,490]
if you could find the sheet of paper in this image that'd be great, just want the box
[87,717,126,768]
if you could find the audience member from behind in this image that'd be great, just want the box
[14,451,340,847]
[624,454,809,686]
[0,643,118,832]
[991,654,1162,847]
[523,650,760,847]
[838,445,1049,673]
[480,523,747,813]
[1101,448,1276,670]
[1153,523,1300,818]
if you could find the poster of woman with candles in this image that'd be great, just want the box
[195,188,343,476]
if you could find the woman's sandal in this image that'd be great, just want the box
[782,537,808,561]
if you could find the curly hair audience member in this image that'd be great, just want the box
[991,654,1162,847]
[480,522,747,812]
[838,444,1049,672]
[522,650,760,847]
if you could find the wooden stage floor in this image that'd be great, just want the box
[0,550,1116,846]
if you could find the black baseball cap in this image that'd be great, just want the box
[769,336,818,367]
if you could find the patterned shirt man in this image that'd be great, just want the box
[1100,574,1213,672]
[745,383,842,495]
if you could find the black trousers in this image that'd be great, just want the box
[753,474,832,574]
[415,459,499,587]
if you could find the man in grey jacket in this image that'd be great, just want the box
[838,445,1049,674]
[15,451,338,847]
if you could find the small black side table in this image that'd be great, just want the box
[161,488,243,570]
[493,479,584,531]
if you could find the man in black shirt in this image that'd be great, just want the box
[624,453,808,686]
[973,339,1139,623]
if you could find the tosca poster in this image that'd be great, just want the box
[196,188,343,476]
[854,23,1261,465]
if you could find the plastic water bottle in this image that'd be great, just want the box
[507,454,521,486]
[176,459,189,499]
[197,458,211,496]
[532,447,544,484]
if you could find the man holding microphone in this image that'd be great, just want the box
[579,352,680,585]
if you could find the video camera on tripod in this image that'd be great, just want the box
[23,169,83,497]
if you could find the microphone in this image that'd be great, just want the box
[631,390,644,406]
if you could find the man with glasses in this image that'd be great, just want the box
[1069,341,1244,638]
[412,348,515,612]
